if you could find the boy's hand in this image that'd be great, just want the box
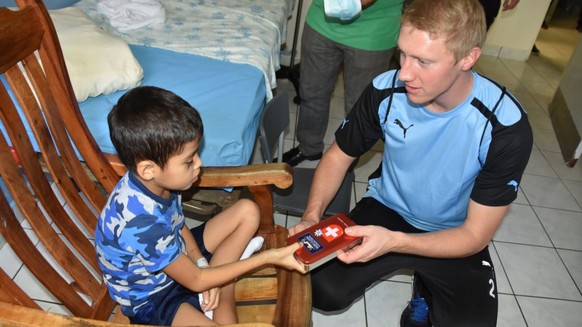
[268,242,307,274]
[200,286,220,312]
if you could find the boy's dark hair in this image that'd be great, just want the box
[108,86,204,172]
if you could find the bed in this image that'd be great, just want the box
[0,0,293,167]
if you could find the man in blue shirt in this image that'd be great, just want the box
[288,0,532,325]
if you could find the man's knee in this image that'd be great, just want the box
[311,280,355,312]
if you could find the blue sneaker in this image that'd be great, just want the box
[400,293,430,327]
[400,274,431,327]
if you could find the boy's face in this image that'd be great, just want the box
[397,24,471,112]
[149,139,202,196]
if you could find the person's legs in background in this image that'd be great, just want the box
[284,24,343,166]
[478,0,502,29]
[342,46,395,115]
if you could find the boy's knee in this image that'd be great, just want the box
[236,199,260,225]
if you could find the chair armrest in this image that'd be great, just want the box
[0,301,275,327]
[103,152,294,190]
[195,163,293,189]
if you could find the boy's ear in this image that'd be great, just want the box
[461,47,481,71]
[136,160,156,181]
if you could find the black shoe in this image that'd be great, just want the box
[281,147,322,167]
[531,44,540,55]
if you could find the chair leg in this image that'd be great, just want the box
[270,226,312,327]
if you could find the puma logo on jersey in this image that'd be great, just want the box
[341,118,349,129]
[507,180,518,192]
[394,119,413,138]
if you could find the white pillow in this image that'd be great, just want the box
[49,7,143,102]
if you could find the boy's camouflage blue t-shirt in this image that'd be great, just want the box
[95,172,185,316]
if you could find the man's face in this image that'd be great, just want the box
[397,24,468,112]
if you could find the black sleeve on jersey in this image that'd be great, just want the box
[471,103,533,207]
[335,81,398,158]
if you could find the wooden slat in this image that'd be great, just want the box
[0,186,93,317]
[0,8,42,72]
[0,87,101,300]
[18,56,104,224]
[0,267,40,309]
[235,275,278,302]
[237,304,277,325]
[0,301,275,327]
[20,53,106,216]
[3,63,100,273]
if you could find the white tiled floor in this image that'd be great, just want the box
[262,6,582,327]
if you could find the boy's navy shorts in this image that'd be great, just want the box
[130,223,212,325]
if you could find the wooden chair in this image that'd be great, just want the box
[0,0,311,326]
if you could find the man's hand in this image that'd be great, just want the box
[336,225,393,263]
[361,0,376,9]
[288,219,318,237]
[502,0,519,11]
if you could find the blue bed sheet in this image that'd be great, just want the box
[80,45,266,167]
[1,45,265,167]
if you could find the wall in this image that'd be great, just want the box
[284,0,552,64]
[483,0,553,61]
[549,36,582,166]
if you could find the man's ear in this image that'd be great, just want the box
[461,47,481,71]
[136,160,156,181]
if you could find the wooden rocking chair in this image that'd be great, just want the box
[0,0,311,326]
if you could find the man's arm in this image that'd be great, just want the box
[337,199,508,263]
[288,142,357,236]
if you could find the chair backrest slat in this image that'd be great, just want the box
[16,51,106,231]
[3,62,101,274]
[0,191,93,317]
[0,102,103,303]
[0,1,116,321]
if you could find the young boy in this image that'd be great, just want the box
[95,86,305,326]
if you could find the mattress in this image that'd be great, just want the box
[78,45,266,167]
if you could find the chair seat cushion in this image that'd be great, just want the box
[274,168,354,217]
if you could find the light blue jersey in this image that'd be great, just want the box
[336,69,532,231]
[95,172,185,316]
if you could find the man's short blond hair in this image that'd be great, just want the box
[401,0,487,62]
